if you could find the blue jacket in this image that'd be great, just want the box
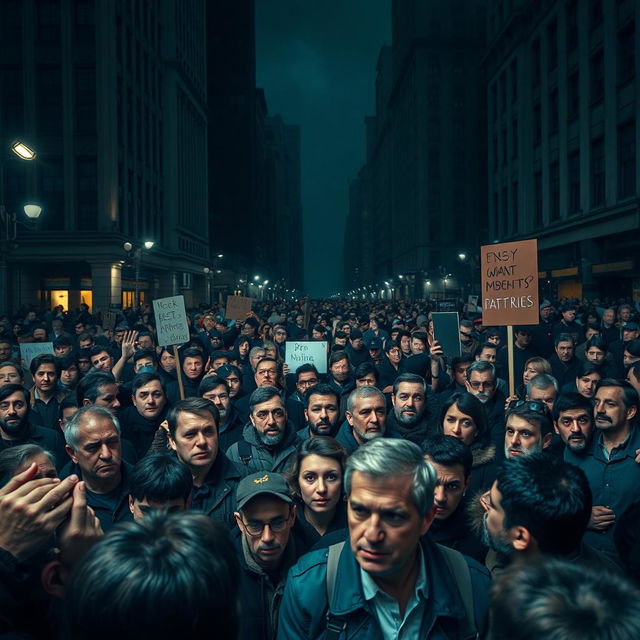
[277,535,490,640]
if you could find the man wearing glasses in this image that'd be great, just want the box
[465,360,507,449]
[233,472,304,640]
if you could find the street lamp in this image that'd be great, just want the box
[11,141,37,161]
[123,240,154,309]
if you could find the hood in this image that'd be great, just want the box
[471,443,496,467]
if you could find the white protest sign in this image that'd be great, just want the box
[285,341,328,374]
[20,342,54,368]
[153,295,190,347]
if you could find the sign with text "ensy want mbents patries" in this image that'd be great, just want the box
[481,239,539,326]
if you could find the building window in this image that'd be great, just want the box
[568,151,580,214]
[618,120,636,199]
[617,22,635,86]
[590,137,605,208]
[567,71,579,119]
[549,89,559,135]
[590,49,605,103]
[534,171,543,227]
[549,161,560,220]
[532,39,541,88]
[547,19,558,70]
[533,103,542,145]
[566,1,578,51]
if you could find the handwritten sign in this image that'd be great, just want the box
[20,342,54,368]
[225,295,253,322]
[285,341,328,374]
[481,239,539,326]
[153,295,190,347]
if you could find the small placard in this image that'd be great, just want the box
[285,341,328,374]
[153,295,190,347]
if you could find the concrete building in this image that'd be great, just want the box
[0,0,209,314]
[486,0,640,301]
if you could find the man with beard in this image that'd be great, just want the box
[503,403,553,459]
[553,393,594,455]
[297,384,340,439]
[119,372,168,459]
[168,397,241,529]
[235,357,282,424]
[566,379,640,563]
[386,373,437,445]
[479,454,609,575]
[0,384,67,470]
[226,387,301,474]
[465,361,506,449]
[285,364,320,430]
[549,333,581,389]
[199,376,243,451]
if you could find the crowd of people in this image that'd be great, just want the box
[1,295,640,638]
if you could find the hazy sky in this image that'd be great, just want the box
[255,0,391,297]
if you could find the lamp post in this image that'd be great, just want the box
[123,240,154,309]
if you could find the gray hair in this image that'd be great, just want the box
[249,346,266,365]
[0,444,55,485]
[346,385,386,414]
[466,360,496,381]
[526,373,559,395]
[344,439,437,518]
[249,386,283,413]
[64,405,120,450]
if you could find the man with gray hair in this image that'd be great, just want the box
[278,438,491,639]
[465,360,507,449]
[60,405,133,531]
[226,386,301,474]
[525,373,558,412]
[335,386,396,454]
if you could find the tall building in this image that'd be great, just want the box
[347,0,488,299]
[0,0,209,314]
[486,0,639,300]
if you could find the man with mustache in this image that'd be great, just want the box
[386,373,438,445]
[297,384,340,439]
[503,403,553,459]
[565,379,640,564]
[465,361,507,449]
[553,393,594,454]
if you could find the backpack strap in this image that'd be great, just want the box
[324,541,347,640]
[437,544,477,640]
[237,439,253,466]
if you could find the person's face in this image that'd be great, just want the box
[410,338,425,354]
[225,374,241,397]
[350,337,364,350]
[129,496,187,521]
[133,356,155,373]
[74,323,85,335]
[0,365,21,385]
[34,363,58,394]
[594,386,635,432]
[203,317,215,331]
[459,326,473,344]
[540,306,552,321]
[59,406,77,432]
[235,497,295,571]
[16,452,57,480]
[427,459,468,521]
[346,394,387,443]
[348,471,433,579]
[160,351,176,372]
[92,383,121,414]
[585,327,599,342]
[576,373,601,398]
[133,380,166,420]
[0,390,29,436]
[114,330,125,344]
[392,382,426,426]
[623,328,639,342]
[514,331,532,348]
[250,396,287,446]
[255,360,278,388]
[241,323,255,337]
[305,393,340,436]
[78,358,91,373]
[504,415,547,459]
[61,364,80,388]
[453,363,470,387]
[91,351,113,371]
[249,349,265,369]
[623,350,640,368]
[586,347,605,363]
[387,346,402,365]
[273,328,287,344]
[183,356,204,380]
[465,370,496,403]
[238,341,250,358]
[0,342,11,361]
[522,364,542,385]
[487,334,501,346]
[169,410,219,471]
[312,329,323,340]
[480,482,513,556]
[296,315,304,327]
[298,454,342,514]
[66,414,121,485]
[79,338,93,349]
[555,408,593,452]
[555,340,574,362]
[621,307,632,322]
[54,344,72,357]
[562,309,576,323]
[400,335,410,354]
[32,329,46,342]
[356,373,377,387]
[442,403,477,445]
[264,345,277,360]
[296,371,319,396]
[478,347,497,364]
[602,309,615,325]
[330,358,350,383]
[527,385,557,411]
[201,384,230,419]
[209,336,223,351]
[209,357,227,371]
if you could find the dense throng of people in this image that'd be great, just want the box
[2,296,640,638]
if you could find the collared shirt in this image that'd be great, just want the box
[361,547,428,640]
[598,431,631,462]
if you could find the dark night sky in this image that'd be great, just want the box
[255,1,391,298]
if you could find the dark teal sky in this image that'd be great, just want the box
[255,1,391,297]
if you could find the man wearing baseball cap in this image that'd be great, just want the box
[233,471,305,640]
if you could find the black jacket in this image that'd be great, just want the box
[119,405,166,459]
[0,421,68,472]
[219,404,245,452]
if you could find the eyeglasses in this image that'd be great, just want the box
[298,379,319,387]
[469,380,495,390]
[508,400,548,414]
[256,369,277,377]
[240,513,291,536]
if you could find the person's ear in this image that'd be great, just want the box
[65,445,78,464]
[627,405,637,422]
[128,495,135,516]
[553,420,560,435]
[41,559,68,599]
[345,411,353,426]
[510,525,533,552]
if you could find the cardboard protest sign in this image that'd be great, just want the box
[225,295,252,322]
[481,239,539,326]
[153,295,190,347]
[431,313,461,359]
[20,342,54,368]
[285,341,328,374]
